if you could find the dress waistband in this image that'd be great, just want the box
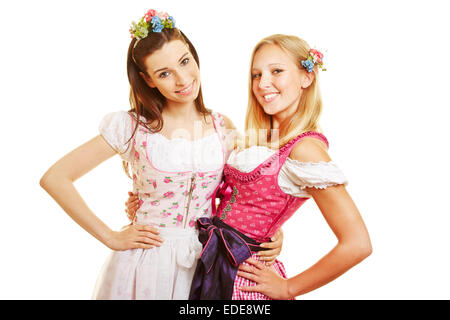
[156,226,198,240]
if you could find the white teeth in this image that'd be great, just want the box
[264,93,279,101]
[178,82,193,94]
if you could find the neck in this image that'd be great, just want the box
[272,105,296,130]
[163,101,199,121]
[270,97,301,146]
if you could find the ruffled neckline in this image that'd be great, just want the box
[224,131,328,183]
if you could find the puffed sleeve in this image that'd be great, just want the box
[98,111,134,161]
[279,159,348,197]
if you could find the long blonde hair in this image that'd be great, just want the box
[244,34,323,149]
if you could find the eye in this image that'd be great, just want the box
[251,73,261,80]
[159,71,170,79]
[272,68,283,74]
[180,58,190,66]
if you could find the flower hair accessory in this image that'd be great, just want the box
[301,49,327,72]
[129,9,176,40]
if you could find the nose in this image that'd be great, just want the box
[258,72,271,89]
[175,70,189,86]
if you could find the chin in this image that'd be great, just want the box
[262,105,281,115]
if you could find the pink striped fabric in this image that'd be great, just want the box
[232,253,290,300]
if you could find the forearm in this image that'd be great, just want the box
[40,171,113,247]
[286,241,371,298]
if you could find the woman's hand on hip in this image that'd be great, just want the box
[106,224,163,251]
[257,228,284,265]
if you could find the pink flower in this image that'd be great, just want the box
[201,182,208,188]
[310,49,323,59]
[163,191,175,199]
[189,220,195,228]
[170,202,179,209]
[310,49,324,63]
[134,151,140,160]
[138,199,144,206]
[141,141,147,148]
[163,177,172,183]
[173,214,183,226]
[161,210,171,218]
[151,200,159,206]
[147,179,157,189]
[157,11,169,20]
[144,9,156,22]
[198,173,205,178]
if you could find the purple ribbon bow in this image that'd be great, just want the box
[189,216,254,300]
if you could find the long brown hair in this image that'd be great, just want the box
[123,28,209,176]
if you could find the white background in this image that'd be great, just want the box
[1,0,449,299]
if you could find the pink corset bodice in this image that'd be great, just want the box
[130,111,229,229]
[216,132,329,243]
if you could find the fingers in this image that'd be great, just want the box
[259,241,276,249]
[258,254,278,265]
[139,231,163,244]
[238,285,262,293]
[134,242,155,250]
[125,197,140,210]
[260,234,282,249]
[136,224,160,234]
[237,270,259,282]
[238,263,257,273]
[257,247,280,257]
[137,236,162,247]
[125,193,140,222]
[135,224,163,244]
[243,258,265,270]
[272,228,284,241]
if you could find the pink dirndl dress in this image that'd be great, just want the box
[217,132,332,300]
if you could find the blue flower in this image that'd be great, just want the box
[150,16,164,32]
[301,59,314,73]
[153,22,164,32]
[168,16,176,28]
[151,16,161,25]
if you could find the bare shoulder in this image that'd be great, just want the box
[289,137,331,163]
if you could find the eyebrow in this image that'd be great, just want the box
[251,63,287,71]
[153,52,190,74]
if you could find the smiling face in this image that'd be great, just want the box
[251,44,313,120]
[141,39,201,107]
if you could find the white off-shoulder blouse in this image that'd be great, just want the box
[227,146,348,198]
[99,111,224,172]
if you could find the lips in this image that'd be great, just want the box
[262,92,280,103]
[175,80,195,96]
